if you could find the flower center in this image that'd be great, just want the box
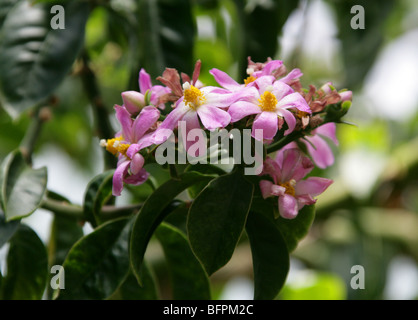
[258,91,278,112]
[280,179,296,196]
[244,75,256,86]
[100,137,130,157]
[183,83,206,110]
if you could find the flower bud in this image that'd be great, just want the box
[339,90,352,102]
[122,91,146,115]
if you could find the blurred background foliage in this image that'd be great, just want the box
[1,0,418,300]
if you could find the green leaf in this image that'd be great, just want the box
[56,217,132,300]
[0,208,19,248]
[246,211,289,300]
[137,0,196,78]
[234,0,298,78]
[156,223,211,299]
[0,1,90,117]
[83,170,115,227]
[0,150,47,221]
[109,264,159,300]
[0,0,17,29]
[2,224,48,300]
[130,171,214,284]
[187,168,254,275]
[276,204,316,252]
[185,163,225,199]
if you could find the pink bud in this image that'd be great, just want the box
[122,91,145,115]
[320,82,333,94]
[339,90,352,102]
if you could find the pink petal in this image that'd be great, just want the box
[272,81,294,100]
[115,105,133,142]
[139,68,152,94]
[180,111,206,156]
[153,103,189,143]
[295,177,333,197]
[279,68,303,85]
[132,106,160,142]
[197,105,231,131]
[275,142,297,168]
[261,60,283,76]
[315,122,338,146]
[204,87,254,109]
[276,92,311,113]
[261,157,282,184]
[253,75,275,93]
[278,194,299,219]
[112,160,130,196]
[124,168,149,186]
[228,100,261,122]
[209,68,241,91]
[280,148,314,182]
[280,108,296,136]
[252,111,278,141]
[304,135,335,169]
[260,180,274,199]
[130,153,145,175]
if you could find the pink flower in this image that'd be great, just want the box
[227,76,311,141]
[122,69,171,114]
[100,105,160,196]
[260,149,333,219]
[280,123,339,169]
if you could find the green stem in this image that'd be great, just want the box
[41,197,85,220]
[19,105,50,165]
[266,130,305,154]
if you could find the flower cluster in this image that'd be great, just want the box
[101,58,352,219]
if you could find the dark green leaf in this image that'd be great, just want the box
[156,223,211,299]
[0,150,47,221]
[83,170,115,227]
[0,0,18,29]
[0,1,90,117]
[187,168,254,275]
[185,163,225,199]
[234,0,298,78]
[246,211,290,300]
[56,217,132,300]
[0,209,19,248]
[109,262,159,300]
[130,171,214,284]
[2,224,48,300]
[137,0,196,78]
[276,204,315,252]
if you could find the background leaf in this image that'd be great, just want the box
[2,224,48,300]
[187,168,254,275]
[56,217,132,300]
[246,210,290,300]
[0,150,47,221]
[156,222,211,299]
[135,0,196,80]
[0,209,19,248]
[0,1,90,117]
[130,171,214,284]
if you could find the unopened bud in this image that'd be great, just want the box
[122,91,145,115]
[339,90,353,102]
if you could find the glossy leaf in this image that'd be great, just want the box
[56,217,132,300]
[2,224,48,300]
[0,150,47,221]
[0,0,17,29]
[156,223,211,299]
[137,0,196,78]
[276,204,316,252]
[130,171,214,284]
[83,170,115,227]
[0,1,90,117]
[0,209,19,248]
[187,168,254,275]
[246,211,290,300]
[110,264,159,300]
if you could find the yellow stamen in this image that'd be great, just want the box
[280,179,296,196]
[296,110,310,119]
[258,91,278,112]
[244,75,256,86]
[183,84,206,110]
[102,137,130,157]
